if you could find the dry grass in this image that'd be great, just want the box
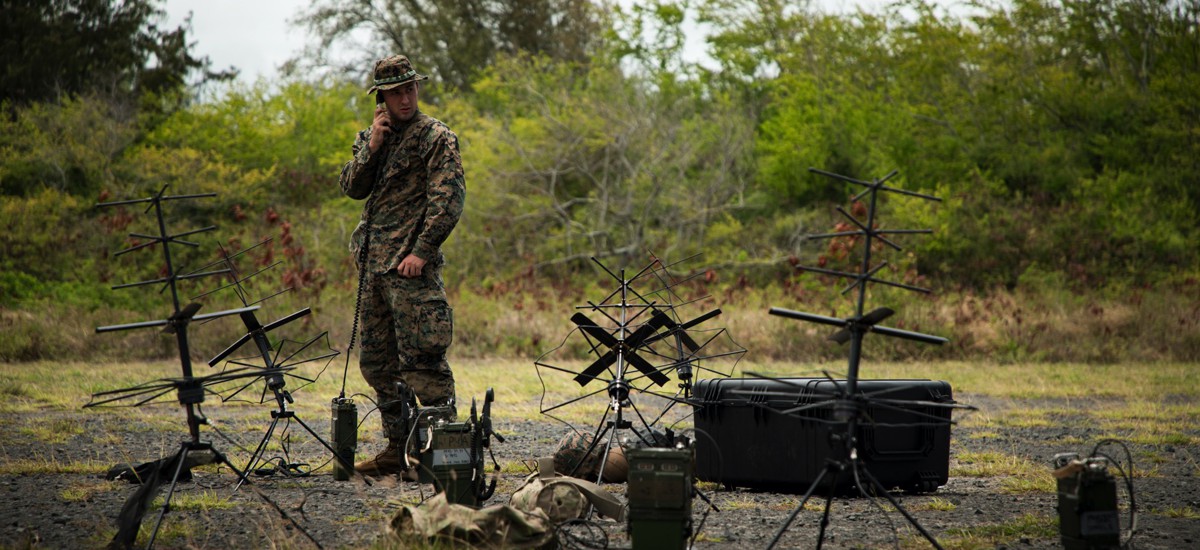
[0,358,1196,549]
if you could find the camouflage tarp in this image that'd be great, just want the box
[388,492,553,549]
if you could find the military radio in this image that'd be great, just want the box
[1053,449,1128,550]
[626,444,694,550]
[416,388,503,507]
[330,396,358,481]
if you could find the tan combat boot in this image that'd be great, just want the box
[354,440,419,480]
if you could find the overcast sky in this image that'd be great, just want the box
[163,0,900,84]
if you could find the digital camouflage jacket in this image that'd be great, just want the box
[340,111,465,273]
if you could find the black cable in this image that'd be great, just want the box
[253,456,313,478]
[555,518,609,550]
[353,393,380,432]
[202,405,334,480]
[339,194,376,399]
[1089,438,1138,549]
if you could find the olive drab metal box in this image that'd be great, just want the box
[692,378,954,494]
[626,447,693,550]
[418,420,481,506]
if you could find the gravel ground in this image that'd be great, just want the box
[1,392,1197,549]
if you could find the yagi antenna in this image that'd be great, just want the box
[761,168,972,550]
[89,185,263,549]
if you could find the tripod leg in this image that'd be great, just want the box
[236,415,281,491]
[859,466,945,550]
[814,462,845,550]
[211,445,253,489]
[578,422,614,521]
[814,479,839,550]
[292,414,363,483]
[593,419,621,486]
[146,446,191,549]
[767,466,831,550]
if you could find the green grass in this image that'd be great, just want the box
[953,451,1045,478]
[935,513,1058,549]
[60,480,122,502]
[499,459,536,475]
[719,497,762,510]
[1151,505,1200,519]
[150,490,237,512]
[908,497,958,512]
[1000,476,1056,494]
[3,360,1197,422]
[19,416,85,444]
[0,456,110,475]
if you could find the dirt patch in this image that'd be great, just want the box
[1,393,1197,549]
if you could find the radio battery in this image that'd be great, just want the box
[1054,453,1120,550]
[330,397,357,481]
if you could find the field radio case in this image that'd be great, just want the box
[692,377,954,494]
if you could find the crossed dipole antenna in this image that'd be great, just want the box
[87,185,271,549]
[534,253,745,484]
[754,168,976,550]
[191,239,339,404]
[186,239,349,487]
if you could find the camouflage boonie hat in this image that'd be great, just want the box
[367,54,429,95]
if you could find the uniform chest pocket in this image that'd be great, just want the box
[413,298,453,355]
[384,147,425,180]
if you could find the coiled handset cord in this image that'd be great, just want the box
[339,191,376,399]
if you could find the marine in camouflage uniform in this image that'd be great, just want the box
[339,55,466,476]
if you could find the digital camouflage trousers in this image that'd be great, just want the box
[358,262,456,442]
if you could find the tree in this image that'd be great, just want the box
[451,50,757,278]
[0,0,214,107]
[292,0,604,92]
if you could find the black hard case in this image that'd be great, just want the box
[692,377,954,494]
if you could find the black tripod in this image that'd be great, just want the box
[91,311,274,548]
[565,260,672,486]
[126,308,253,549]
[536,255,744,482]
[207,307,354,487]
[761,168,972,549]
[89,187,271,549]
[762,308,958,549]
